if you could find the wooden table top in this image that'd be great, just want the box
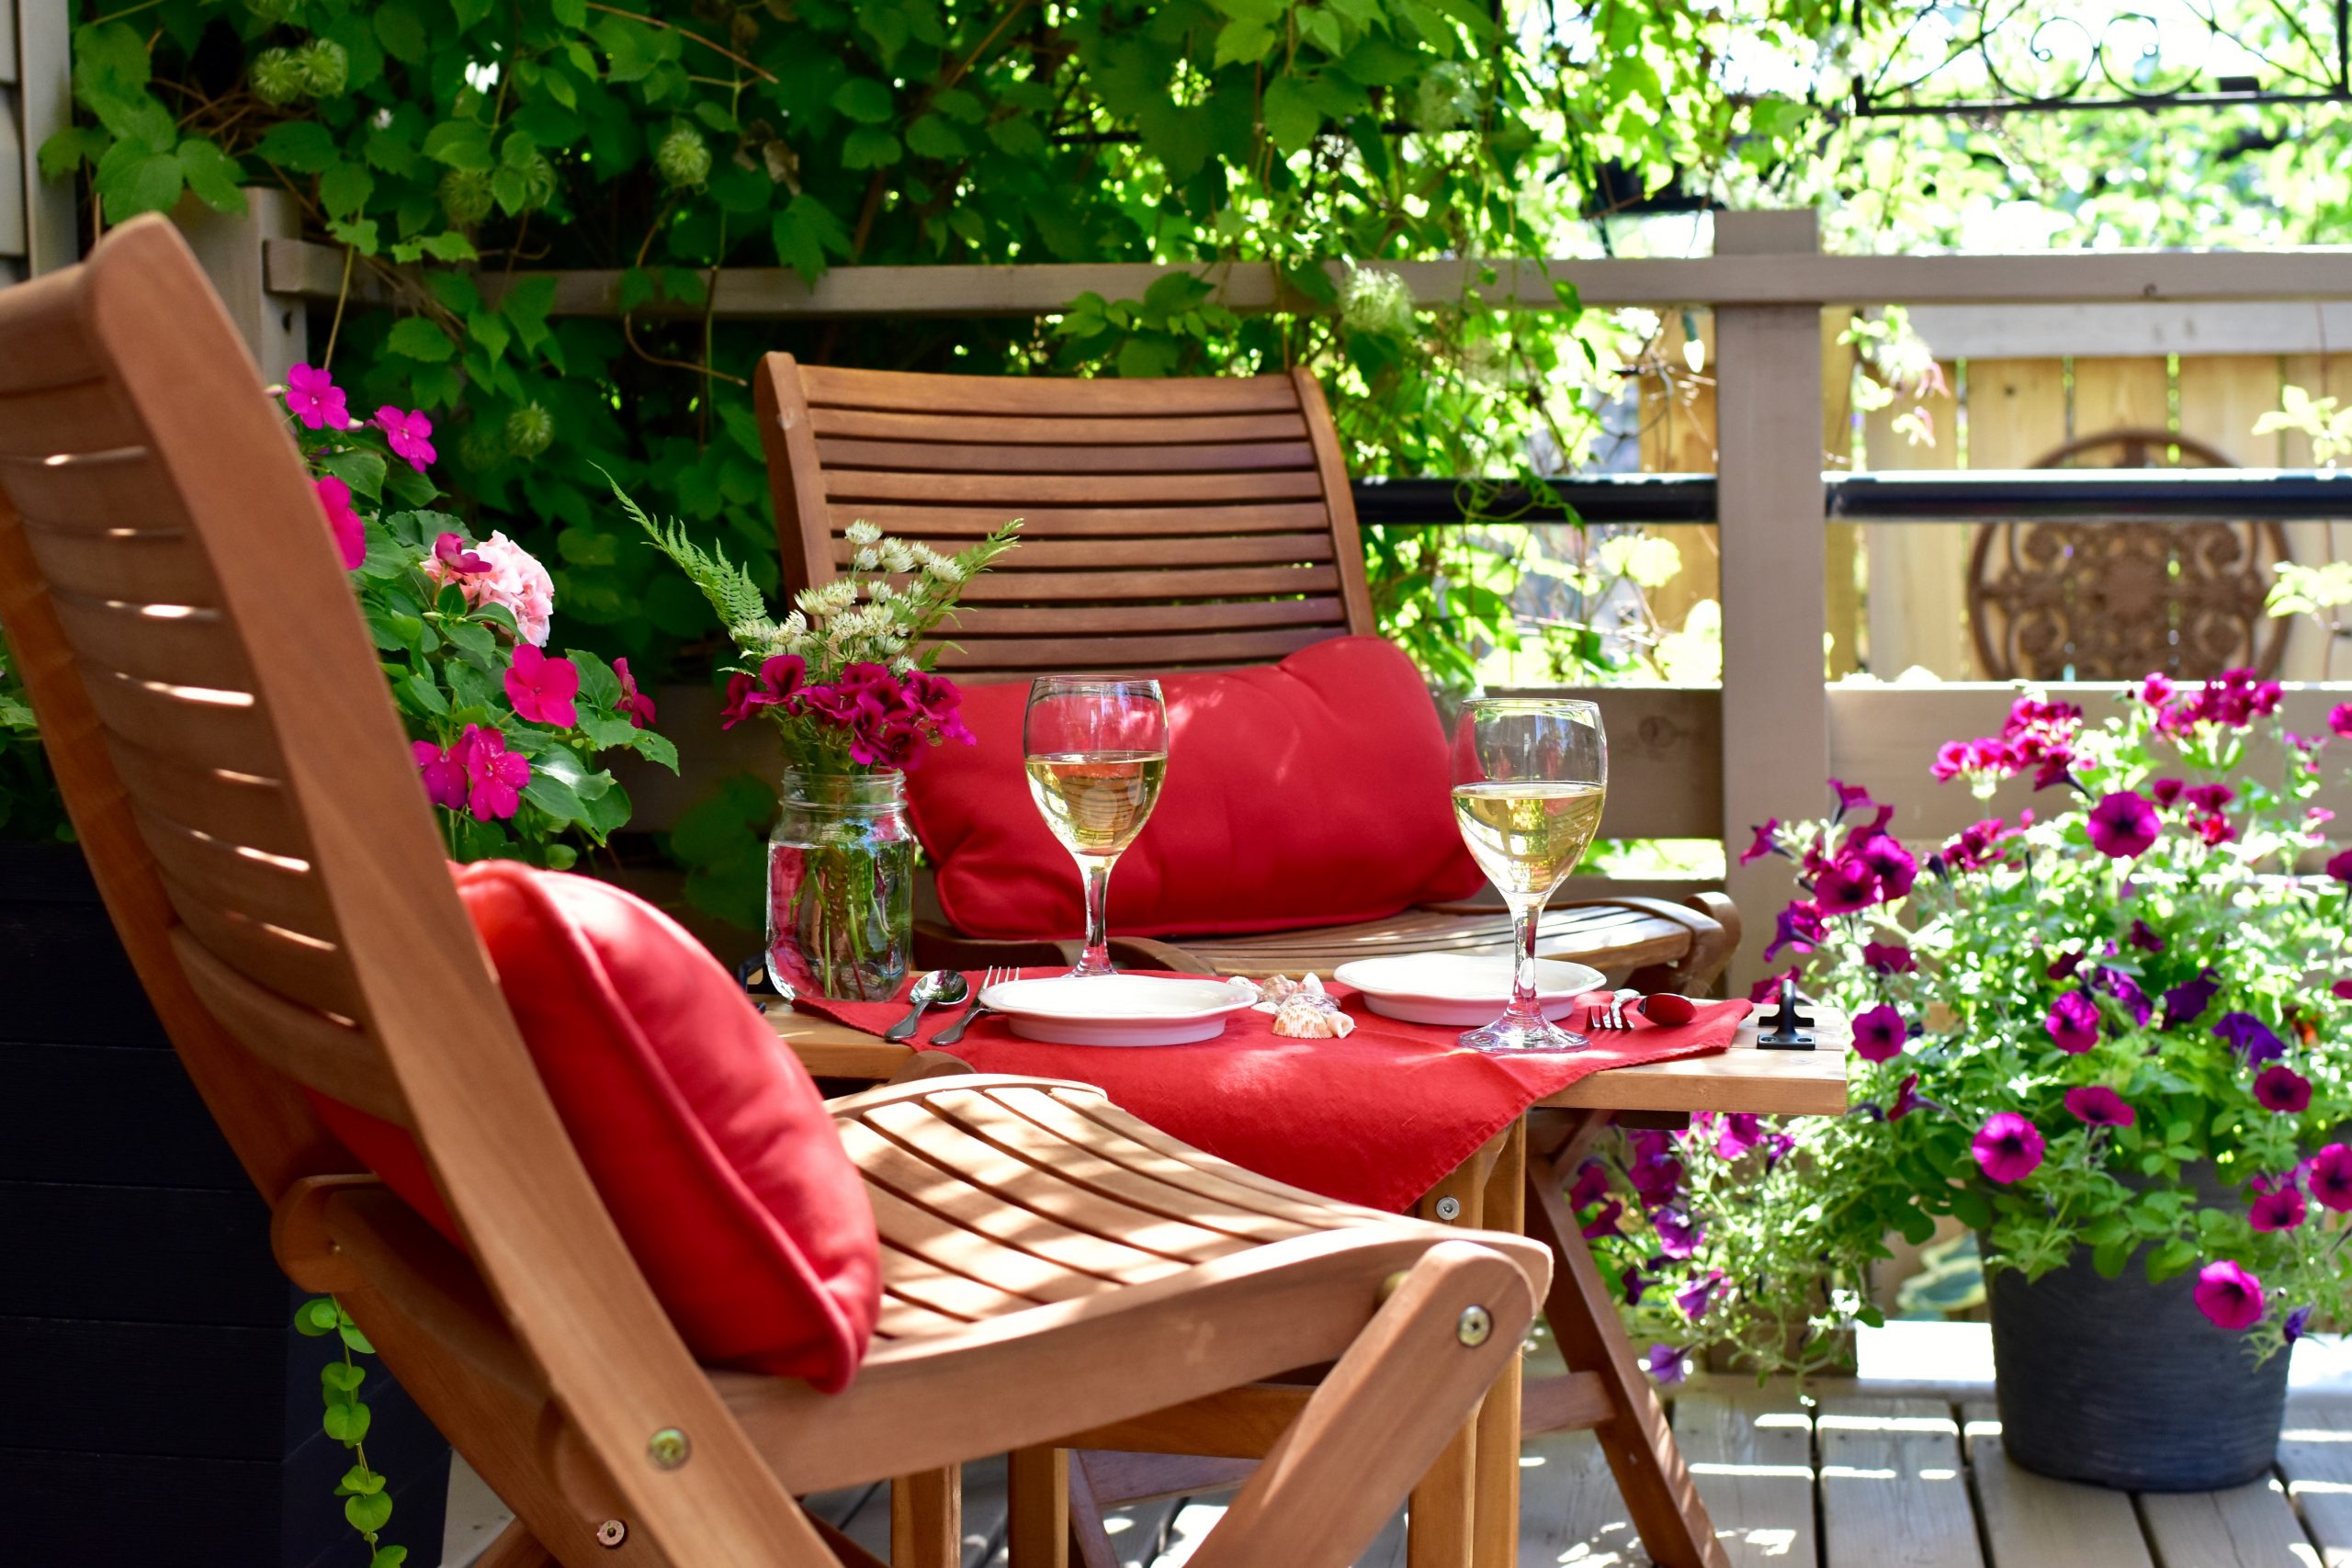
[775,1008,1849,1118]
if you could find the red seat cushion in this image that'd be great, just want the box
[908,635,1485,941]
[309,861,880,1392]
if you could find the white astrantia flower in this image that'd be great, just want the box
[890,655,916,675]
[881,539,916,574]
[925,555,967,583]
[853,546,881,572]
[779,609,807,639]
[843,519,882,547]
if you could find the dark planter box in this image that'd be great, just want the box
[0,842,450,1565]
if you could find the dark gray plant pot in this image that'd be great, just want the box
[1987,1247,2290,1491]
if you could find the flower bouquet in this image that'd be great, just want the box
[625,484,1018,999]
[1576,671,2352,1487]
[283,365,676,864]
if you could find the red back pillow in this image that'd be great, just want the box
[908,636,1484,940]
[310,861,879,1393]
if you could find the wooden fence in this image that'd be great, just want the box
[181,196,2352,978]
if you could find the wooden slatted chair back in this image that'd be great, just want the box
[0,217,826,1562]
[757,355,1379,681]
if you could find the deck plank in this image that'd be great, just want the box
[1516,1427,1657,1565]
[1959,1401,2153,1568]
[1817,1395,1983,1568]
[2280,1397,2352,1567]
[2138,1480,2315,1567]
[1676,1388,1817,1568]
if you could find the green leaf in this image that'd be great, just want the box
[842,127,903,169]
[322,1360,368,1394]
[831,77,897,124]
[37,126,110,180]
[321,448,389,502]
[320,160,376,219]
[1213,19,1278,68]
[175,140,247,213]
[415,232,481,263]
[341,1464,388,1495]
[85,91,175,153]
[628,729,680,773]
[387,318,458,362]
[296,1298,344,1337]
[1261,77,1322,154]
[905,115,967,160]
[72,22,152,99]
[338,1321,376,1354]
[552,0,588,24]
[370,1548,411,1568]
[772,195,851,285]
[422,120,494,172]
[322,1400,374,1443]
[374,0,431,64]
[94,142,184,220]
[345,1490,393,1534]
[254,119,340,175]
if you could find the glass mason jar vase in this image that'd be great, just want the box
[766,768,914,1002]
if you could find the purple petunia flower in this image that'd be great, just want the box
[1567,1158,1610,1211]
[1829,778,1874,816]
[1813,854,1880,917]
[2312,1145,2352,1212]
[1760,1133,1796,1169]
[1738,818,1782,865]
[1622,1265,1657,1305]
[1714,1112,1765,1160]
[1852,1003,1907,1063]
[2063,1086,2134,1128]
[2086,790,2162,858]
[1972,1113,2046,1185]
[1643,1344,1687,1384]
[2330,846,2352,885]
[2164,972,2222,1029]
[2212,1011,2286,1065]
[2048,949,2085,981]
[2128,919,2165,953]
[1862,940,1916,975]
[2331,702,2352,739]
[1889,1073,1935,1121]
[2254,1065,2312,1114]
[1675,1269,1724,1321]
[2192,1261,2266,1332]
[2249,1186,2307,1232]
[1580,1199,1623,1240]
[2093,967,2153,1028]
[1653,1208,1704,1260]
[2335,979,2352,1002]
[2045,991,2101,1055]
[2286,1305,2314,1344]
[1763,901,1826,963]
[1853,833,1919,898]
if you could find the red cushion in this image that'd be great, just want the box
[309,862,880,1392]
[909,635,1484,940]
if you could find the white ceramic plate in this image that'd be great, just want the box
[978,974,1260,1046]
[1332,953,1606,1026]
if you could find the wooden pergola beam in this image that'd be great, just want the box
[264,238,2352,320]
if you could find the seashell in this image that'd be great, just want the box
[1271,994,1356,1038]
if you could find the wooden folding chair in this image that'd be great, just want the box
[0,215,1553,1568]
[753,355,1739,993]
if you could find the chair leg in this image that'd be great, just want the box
[1406,1126,1510,1568]
[891,1467,961,1568]
[1007,1447,1069,1568]
[1066,1456,1124,1568]
[1182,1239,1536,1568]
[1523,1119,1730,1568]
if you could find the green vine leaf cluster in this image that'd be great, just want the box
[297,1295,408,1567]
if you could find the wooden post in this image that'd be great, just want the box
[174,186,308,384]
[13,0,79,274]
[1714,210,1828,988]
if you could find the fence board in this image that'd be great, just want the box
[1862,361,1964,678]
[2070,356,2172,445]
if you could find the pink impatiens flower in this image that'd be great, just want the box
[284,363,351,430]
[2086,790,2161,858]
[433,531,491,576]
[1972,1112,2045,1185]
[313,475,365,570]
[458,725,528,820]
[2063,1086,2134,1127]
[373,406,437,471]
[503,645,581,728]
[2192,1260,2265,1332]
[412,739,467,810]
[613,656,657,729]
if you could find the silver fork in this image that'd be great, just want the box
[931,965,1010,1046]
[1588,987,1641,1032]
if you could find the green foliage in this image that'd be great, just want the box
[298,1295,409,1563]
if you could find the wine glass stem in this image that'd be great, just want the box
[1076,854,1117,977]
[1508,893,1544,1020]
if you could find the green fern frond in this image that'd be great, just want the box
[605,471,775,637]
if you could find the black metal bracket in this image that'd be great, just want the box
[1757,977,1817,1050]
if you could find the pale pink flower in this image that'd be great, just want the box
[313,476,365,570]
[373,406,437,471]
[284,364,351,430]
[424,530,555,645]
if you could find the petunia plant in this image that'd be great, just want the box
[1580,671,2352,1383]
[283,365,677,866]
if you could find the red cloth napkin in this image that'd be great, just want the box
[797,973,1747,1212]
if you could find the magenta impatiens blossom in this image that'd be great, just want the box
[458,725,528,820]
[1851,1003,1907,1063]
[613,656,657,729]
[2044,990,2100,1055]
[373,405,437,470]
[2253,1064,2312,1114]
[1972,1112,2045,1184]
[433,531,491,576]
[2311,1145,2352,1212]
[411,739,466,811]
[2192,1261,2266,1332]
[2086,790,2161,857]
[2063,1086,2134,1128]
[503,644,581,728]
[312,476,365,570]
[2249,1185,2307,1233]
[284,363,351,430]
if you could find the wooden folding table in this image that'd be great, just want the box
[775,1008,1849,1568]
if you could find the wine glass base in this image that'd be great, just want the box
[1458,1013,1589,1054]
[1063,954,1119,979]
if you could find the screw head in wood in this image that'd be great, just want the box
[595,1519,628,1548]
[648,1427,691,1469]
[1456,1305,1493,1348]
[1433,1195,1463,1221]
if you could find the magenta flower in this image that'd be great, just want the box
[2127,919,2164,953]
[2092,967,2153,1028]
[2150,777,2187,807]
[411,739,467,811]
[284,363,351,430]
[720,653,808,729]
[1579,1198,1623,1241]
[2063,1086,2134,1128]
[313,476,365,570]
[2192,1261,2265,1332]
[1862,940,1915,975]
[1642,1344,1686,1384]
[1828,777,1874,815]
[433,531,491,576]
[1737,819,1781,865]
[1762,901,1825,962]
[2253,1065,2312,1114]
[458,725,528,820]
[1814,853,1880,916]
[1567,1158,1610,1210]
[1675,1269,1724,1321]
[2249,1185,2307,1233]
[1889,1074,1932,1121]
[1620,1265,1657,1306]
[2086,790,2161,858]
[2045,991,2100,1055]
[2330,702,2352,739]
[1852,1003,1907,1063]
[613,656,657,729]
[1713,1112,1764,1159]
[2310,1145,2352,1212]
[373,405,436,471]
[2140,672,2177,708]
[2336,979,2352,1002]
[503,645,581,728]
[1747,967,1801,1005]
[1653,1208,1703,1260]
[2329,846,2352,885]
[1972,1112,2045,1185]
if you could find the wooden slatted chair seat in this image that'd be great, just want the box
[758,355,1740,993]
[0,217,1549,1568]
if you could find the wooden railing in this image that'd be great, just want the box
[177,193,2352,978]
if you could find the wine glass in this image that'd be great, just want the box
[1450,696,1608,1052]
[1023,676,1170,978]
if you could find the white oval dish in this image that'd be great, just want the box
[1333,953,1605,1026]
[978,974,1260,1046]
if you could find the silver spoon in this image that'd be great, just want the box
[884,970,968,1042]
[1637,992,1698,1025]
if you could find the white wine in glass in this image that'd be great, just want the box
[1451,698,1607,1052]
[1023,678,1169,977]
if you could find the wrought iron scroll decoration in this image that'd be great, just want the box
[1848,0,2350,117]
